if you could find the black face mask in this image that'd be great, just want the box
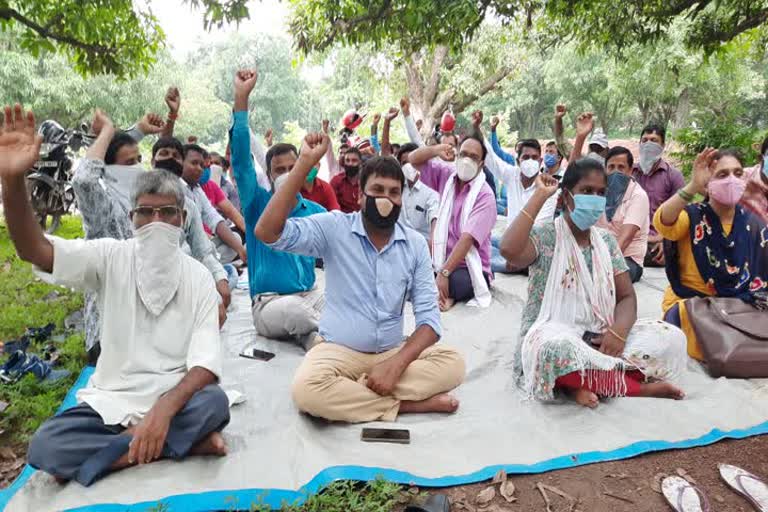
[344,164,360,177]
[362,194,401,230]
[154,157,184,177]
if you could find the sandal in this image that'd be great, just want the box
[405,494,451,512]
[662,476,711,512]
[719,464,768,511]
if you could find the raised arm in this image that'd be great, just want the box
[500,174,560,269]
[569,112,594,163]
[489,115,516,165]
[554,104,573,159]
[230,69,262,209]
[658,148,716,227]
[370,113,381,154]
[163,87,180,138]
[255,133,330,244]
[381,107,398,157]
[400,97,424,146]
[0,105,52,271]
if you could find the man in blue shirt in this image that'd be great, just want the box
[250,104,466,422]
[230,69,326,349]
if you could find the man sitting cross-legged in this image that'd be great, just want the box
[0,104,229,487]
[255,131,466,423]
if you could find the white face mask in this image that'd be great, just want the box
[520,159,540,178]
[402,163,419,183]
[273,173,290,193]
[456,157,480,182]
[638,141,664,174]
[132,221,184,316]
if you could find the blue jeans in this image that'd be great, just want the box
[491,235,509,274]
[224,263,239,291]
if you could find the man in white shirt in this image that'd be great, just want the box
[397,144,439,242]
[0,104,229,487]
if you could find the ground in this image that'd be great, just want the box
[1,214,767,512]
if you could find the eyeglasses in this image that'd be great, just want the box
[131,205,181,220]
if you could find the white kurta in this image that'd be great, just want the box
[36,236,222,426]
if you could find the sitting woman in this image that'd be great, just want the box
[500,159,686,408]
[655,148,768,360]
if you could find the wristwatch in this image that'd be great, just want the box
[439,268,451,278]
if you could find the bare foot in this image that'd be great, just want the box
[190,431,228,457]
[439,297,455,312]
[399,393,460,415]
[54,476,69,485]
[572,388,599,409]
[639,381,685,400]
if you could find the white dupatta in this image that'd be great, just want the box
[432,169,492,308]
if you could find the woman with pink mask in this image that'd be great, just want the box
[655,148,768,360]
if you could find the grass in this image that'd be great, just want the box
[247,479,406,512]
[0,215,87,446]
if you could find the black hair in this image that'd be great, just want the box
[152,137,184,160]
[460,130,488,161]
[641,123,667,144]
[344,147,362,161]
[396,143,419,164]
[712,148,744,167]
[391,143,401,154]
[105,131,138,165]
[359,156,405,191]
[438,132,459,145]
[560,158,607,191]
[545,141,563,159]
[265,143,298,173]
[519,138,542,154]
[760,136,768,158]
[183,143,207,160]
[606,146,634,169]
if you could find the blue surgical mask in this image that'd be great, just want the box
[567,191,606,231]
[544,154,558,169]
[199,167,211,186]
[763,155,768,178]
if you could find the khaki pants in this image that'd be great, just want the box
[292,342,465,423]
[251,288,324,340]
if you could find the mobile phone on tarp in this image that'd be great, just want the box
[361,428,411,444]
[239,348,275,361]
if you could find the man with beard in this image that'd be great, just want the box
[255,132,465,423]
[1,104,229,486]
[330,146,363,213]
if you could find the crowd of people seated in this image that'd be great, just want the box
[0,65,766,487]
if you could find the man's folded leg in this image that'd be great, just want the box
[162,384,231,460]
[291,342,402,423]
[27,403,126,484]
[252,289,323,341]
[390,344,466,403]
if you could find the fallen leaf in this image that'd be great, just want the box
[10,459,24,471]
[408,485,420,495]
[676,468,697,484]
[476,486,496,507]
[492,469,507,484]
[607,473,629,479]
[714,494,725,503]
[0,448,16,461]
[651,473,667,493]
[499,480,516,503]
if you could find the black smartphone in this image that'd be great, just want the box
[239,348,275,361]
[361,428,411,444]
[582,331,602,346]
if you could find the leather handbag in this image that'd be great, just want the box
[685,296,768,378]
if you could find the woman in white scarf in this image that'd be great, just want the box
[499,159,687,408]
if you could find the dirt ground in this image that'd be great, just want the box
[399,436,768,512]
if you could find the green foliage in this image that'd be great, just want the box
[0,216,86,445]
[248,478,404,512]
[673,122,763,178]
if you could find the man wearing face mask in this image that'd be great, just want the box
[230,70,327,349]
[398,144,440,242]
[409,134,496,311]
[72,111,231,364]
[299,164,339,211]
[543,142,565,177]
[586,129,609,166]
[596,147,650,283]
[255,132,465,423]
[330,146,363,213]
[631,123,685,267]
[1,104,230,486]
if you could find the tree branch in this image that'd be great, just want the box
[0,8,113,55]
[423,45,449,107]
[451,66,513,113]
[321,0,393,50]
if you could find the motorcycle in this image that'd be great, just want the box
[27,120,94,233]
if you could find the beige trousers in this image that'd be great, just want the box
[251,288,324,340]
[291,341,465,423]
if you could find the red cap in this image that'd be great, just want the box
[440,111,456,133]
[342,109,365,131]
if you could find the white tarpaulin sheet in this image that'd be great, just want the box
[4,268,768,512]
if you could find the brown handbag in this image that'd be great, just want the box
[685,296,768,378]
